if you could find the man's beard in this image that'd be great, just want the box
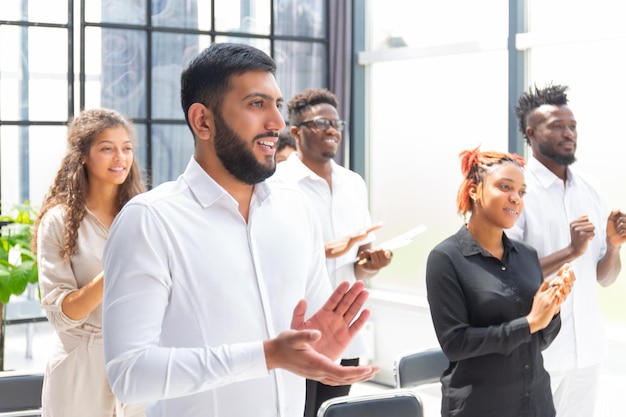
[538,141,577,166]
[213,111,277,185]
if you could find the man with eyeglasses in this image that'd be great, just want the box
[271,88,393,417]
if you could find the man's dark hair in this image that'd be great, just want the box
[287,88,339,127]
[277,128,296,152]
[180,42,276,131]
[515,84,569,143]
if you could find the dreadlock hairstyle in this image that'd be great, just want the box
[456,147,526,218]
[287,88,339,127]
[32,108,145,258]
[515,84,570,144]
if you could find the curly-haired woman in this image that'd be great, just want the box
[32,108,145,417]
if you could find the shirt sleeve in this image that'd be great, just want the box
[102,202,268,404]
[37,207,88,332]
[538,312,561,351]
[426,248,533,362]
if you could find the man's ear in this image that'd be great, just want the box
[188,103,214,142]
[289,125,300,147]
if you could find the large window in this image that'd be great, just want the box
[0,0,329,372]
[359,0,625,331]
[522,0,626,332]
[360,0,510,294]
[1,0,329,209]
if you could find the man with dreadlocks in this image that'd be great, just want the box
[508,84,626,417]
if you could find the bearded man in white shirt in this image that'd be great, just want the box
[101,42,378,417]
[507,83,626,417]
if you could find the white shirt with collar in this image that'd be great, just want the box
[103,157,330,417]
[507,155,609,372]
[271,153,373,358]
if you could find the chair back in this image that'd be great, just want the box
[317,389,423,417]
[394,347,449,388]
[0,371,43,416]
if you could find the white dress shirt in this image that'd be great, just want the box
[507,155,609,372]
[103,157,330,417]
[271,153,373,358]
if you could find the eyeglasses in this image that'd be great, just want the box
[297,117,346,132]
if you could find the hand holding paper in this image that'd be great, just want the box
[356,225,427,265]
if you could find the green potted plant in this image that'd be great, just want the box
[0,201,39,369]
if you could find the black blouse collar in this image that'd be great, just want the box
[456,225,520,258]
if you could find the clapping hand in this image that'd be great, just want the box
[548,263,576,301]
[569,215,595,257]
[606,209,626,248]
[263,281,379,386]
[527,264,575,334]
[325,223,382,258]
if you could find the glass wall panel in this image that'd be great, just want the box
[85,27,148,119]
[150,124,195,186]
[132,123,149,183]
[0,126,21,206]
[152,0,208,30]
[3,0,68,24]
[2,0,328,200]
[526,0,626,329]
[274,0,325,37]
[367,52,508,294]
[214,0,270,35]
[365,0,509,294]
[274,40,326,119]
[85,0,147,25]
[28,126,69,207]
[1,125,67,208]
[0,27,68,121]
[152,33,212,120]
[0,26,23,121]
[368,0,508,50]
[214,36,270,55]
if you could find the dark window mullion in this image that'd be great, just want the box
[146,1,153,188]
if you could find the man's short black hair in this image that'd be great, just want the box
[180,43,276,131]
[286,88,338,127]
[515,84,569,143]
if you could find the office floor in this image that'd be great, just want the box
[3,318,625,417]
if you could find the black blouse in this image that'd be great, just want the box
[426,226,560,417]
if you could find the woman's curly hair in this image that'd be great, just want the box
[31,108,144,258]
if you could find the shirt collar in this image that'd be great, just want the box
[456,225,519,257]
[283,152,337,183]
[527,155,576,189]
[182,156,272,209]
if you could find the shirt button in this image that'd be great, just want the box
[524,364,530,370]
[525,392,530,397]
[501,266,506,271]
